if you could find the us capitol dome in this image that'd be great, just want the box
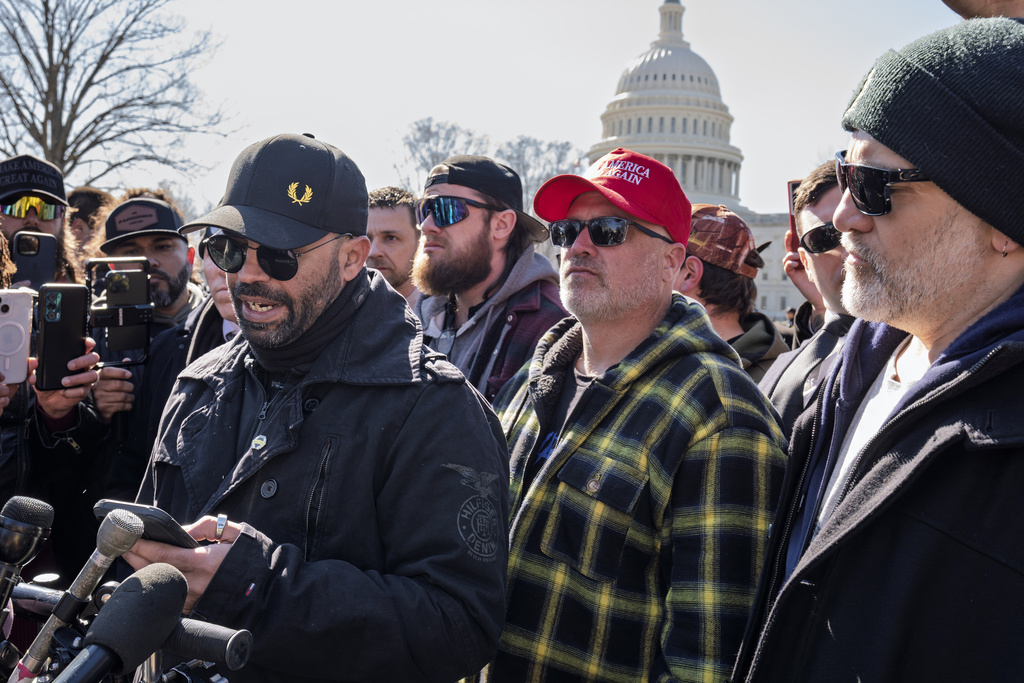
[587,0,799,317]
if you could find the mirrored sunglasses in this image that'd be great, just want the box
[549,216,673,248]
[1,195,63,221]
[414,195,504,228]
[205,233,347,281]
[799,222,842,254]
[835,150,930,216]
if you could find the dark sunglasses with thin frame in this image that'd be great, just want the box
[549,217,673,248]
[205,233,347,281]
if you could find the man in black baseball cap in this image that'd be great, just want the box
[412,155,565,402]
[124,133,509,682]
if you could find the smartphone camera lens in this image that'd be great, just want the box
[17,235,39,257]
[0,304,8,314]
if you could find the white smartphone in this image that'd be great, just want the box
[0,289,33,384]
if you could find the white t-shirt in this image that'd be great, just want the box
[815,337,917,531]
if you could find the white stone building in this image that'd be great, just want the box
[586,0,802,319]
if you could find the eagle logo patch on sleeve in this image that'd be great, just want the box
[443,463,501,562]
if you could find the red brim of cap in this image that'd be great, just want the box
[533,174,670,237]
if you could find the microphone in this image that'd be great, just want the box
[11,509,143,681]
[0,497,54,619]
[163,618,253,671]
[52,563,186,683]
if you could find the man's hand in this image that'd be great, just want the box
[783,225,825,312]
[92,359,135,423]
[30,338,100,421]
[123,515,243,614]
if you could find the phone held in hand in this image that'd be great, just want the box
[36,283,89,391]
[13,231,58,292]
[93,499,199,549]
[0,289,33,384]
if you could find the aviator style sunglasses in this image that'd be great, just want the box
[205,233,347,281]
[799,222,842,254]
[0,195,64,221]
[414,195,506,228]
[835,150,930,216]
[549,217,673,248]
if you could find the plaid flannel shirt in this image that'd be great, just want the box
[483,295,788,683]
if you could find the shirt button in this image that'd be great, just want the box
[260,479,278,498]
[586,479,600,493]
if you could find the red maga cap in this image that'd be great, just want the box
[533,148,691,245]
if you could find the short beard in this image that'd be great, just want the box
[842,207,987,328]
[412,220,493,297]
[150,264,191,309]
[232,251,342,348]
[560,248,662,324]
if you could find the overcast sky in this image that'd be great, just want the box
[157,0,960,216]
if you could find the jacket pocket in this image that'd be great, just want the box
[540,447,649,582]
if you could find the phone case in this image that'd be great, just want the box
[36,284,88,391]
[0,290,33,384]
[12,231,58,292]
[92,499,199,548]
[102,269,149,351]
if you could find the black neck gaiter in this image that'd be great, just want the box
[247,270,370,375]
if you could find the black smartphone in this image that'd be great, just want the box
[13,231,58,292]
[36,283,89,391]
[93,499,198,549]
[0,289,33,384]
[103,269,150,351]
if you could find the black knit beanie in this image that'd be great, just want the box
[842,18,1024,242]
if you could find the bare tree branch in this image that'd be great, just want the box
[0,0,224,185]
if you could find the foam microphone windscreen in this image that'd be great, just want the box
[2,496,54,528]
[84,563,187,675]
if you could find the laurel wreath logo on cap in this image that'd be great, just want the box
[287,182,312,205]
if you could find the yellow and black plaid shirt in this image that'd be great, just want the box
[484,295,788,682]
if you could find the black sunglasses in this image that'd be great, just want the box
[549,217,673,248]
[799,222,842,254]
[205,233,347,281]
[414,195,505,228]
[835,150,930,216]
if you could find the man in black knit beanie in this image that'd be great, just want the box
[733,17,1024,682]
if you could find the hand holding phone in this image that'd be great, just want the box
[93,500,199,549]
[0,289,33,385]
[36,284,89,391]
[30,338,100,420]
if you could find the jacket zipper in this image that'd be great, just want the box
[304,438,334,560]
[763,367,833,608]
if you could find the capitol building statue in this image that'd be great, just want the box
[587,0,800,319]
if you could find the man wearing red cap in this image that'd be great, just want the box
[483,148,787,682]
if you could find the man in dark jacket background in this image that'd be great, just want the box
[124,133,510,683]
[734,17,1024,682]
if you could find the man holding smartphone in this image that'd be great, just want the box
[124,133,509,683]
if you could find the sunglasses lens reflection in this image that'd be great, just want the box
[417,197,472,228]
[801,224,842,253]
[207,236,245,273]
[257,248,299,281]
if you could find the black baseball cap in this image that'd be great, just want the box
[0,154,68,205]
[180,133,368,250]
[101,198,185,254]
[425,155,548,242]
